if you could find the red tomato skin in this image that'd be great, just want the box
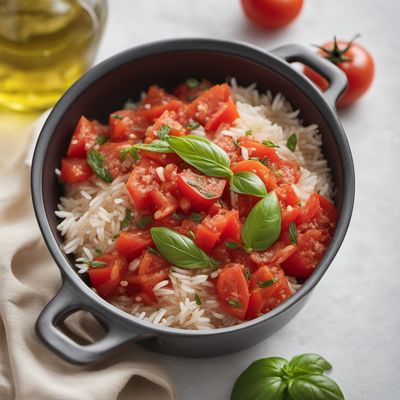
[109,110,149,141]
[304,40,374,108]
[60,158,93,183]
[216,264,249,320]
[241,0,304,30]
[115,230,153,262]
[99,141,133,180]
[138,250,170,276]
[145,110,186,143]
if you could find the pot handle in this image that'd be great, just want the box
[271,44,348,107]
[36,278,147,365]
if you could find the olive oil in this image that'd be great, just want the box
[0,0,107,111]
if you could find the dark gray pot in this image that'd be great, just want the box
[31,39,355,365]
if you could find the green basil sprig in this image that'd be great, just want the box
[231,353,344,400]
[287,133,297,152]
[134,140,174,153]
[150,227,219,270]
[230,171,267,197]
[167,135,233,178]
[241,192,281,252]
[87,149,113,183]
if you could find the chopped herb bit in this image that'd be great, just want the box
[96,135,107,145]
[203,192,216,199]
[186,78,200,88]
[259,278,277,288]
[120,146,140,161]
[186,121,201,130]
[147,247,159,255]
[244,267,251,281]
[259,157,270,166]
[287,133,297,152]
[262,140,280,148]
[94,248,102,255]
[187,230,195,240]
[112,114,124,120]
[289,221,298,245]
[87,149,113,183]
[194,293,202,305]
[225,241,239,249]
[245,130,253,136]
[232,138,240,149]
[137,215,153,229]
[228,298,243,308]
[129,146,140,160]
[189,212,204,223]
[120,208,132,230]
[157,125,171,140]
[112,234,119,240]
[82,259,106,268]
[172,212,185,221]
[269,165,282,177]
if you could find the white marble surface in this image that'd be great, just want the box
[1,0,399,398]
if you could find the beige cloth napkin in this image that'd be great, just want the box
[0,114,175,400]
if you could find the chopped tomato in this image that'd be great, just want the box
[67,116,106,158]
[60,157,93,183]
[231,159,276,191]
[115,230,153,261]
[145,110,186,143]
[99,141,134,179]
[250,241,298,266]
[239,138,282,164]
[141,85,175,107]
[189,84,238,132]
[149,190,178,220]
[216,264,249,320]
[88,253,128,298]
[275,184,299,207]
[140,149,181,166]
[109,110,149,141]
[195,209,241,253]
[177,169,226,211]
[138,250,170,275]
[318,194,338,222]
[213,135,242,164]
[297,192,321,225]
[139,99,188,122]
[173,79,212,102]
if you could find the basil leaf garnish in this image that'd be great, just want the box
[167,135,232,177]
[289,221,298,245]
[120,208,132,230]
[259,278,277,288]
[134,140,174,153]
[288,374,344,400]
[96,135,107,145]
[241,192,281,252]
[157,125,171,140]
[120,146,140,161]
[230,172,267,197]
[262,139,280,148]
[287,133,297,152]
[194,293,201,305]
[188,212,204,223]
[231,358,288,400]
[289,353,332,376]
[137,215,153,229]
[186,121,201,130]
[150,227,219,269]
[87,149,113,183]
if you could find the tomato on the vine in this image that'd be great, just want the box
[304,35,374,108]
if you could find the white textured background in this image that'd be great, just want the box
[1,0,399,399]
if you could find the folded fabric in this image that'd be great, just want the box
[0,115,175,400]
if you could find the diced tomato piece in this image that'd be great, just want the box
[195,209,241,253]
[189,84,238,132]
[138,250,170,275]
[140,150,181,166]
[99,141,134,179]
[60,157,93,183]
[149,190,178,220]
[245,290,263,320]
[282,229,326,279]
[139,99,188,122]
[145,110,186,143]
[88,253,128,298]
[237,194,259,218]
[280,206,301,239]
[67,116,106,158]
[238,138,283,164]
[250,241,298,266]
[177,169,226,211]
[213,135,242,164]
[297,192,321,225]
[115,230,153,261]
[275,184,299,207]
[216,264,249,320]
[109,110,149,141]
[231,160,276,192]
[173,79,212,102]
[318,194,338,222]
[141,85,175,107]
[126,159,160,210]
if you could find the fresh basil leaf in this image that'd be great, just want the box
[288,222,297,245]
[241,192,281,252]
[289,353,332,376]
[137,215,153,229]
[231,358,288,400]
[120,208,132,230]
[96,135,107,145]
[188,212,204,223]
[82,260,106,268]
[230,172,267,197]
[245,129,253,136]
[225,241,239,249]
[112,114,124,120]
[157,125,171,140]
[186,78,199,88]
[167,135,232,177]
[259,278,277,288]
[186,121,201,130]
[288,374,344,400]
[194,293,201,305]
[150,227,219,269]
[87,149,113,183]
[262,140,280,148]
[287,133,297,152]
[134,140,174,153]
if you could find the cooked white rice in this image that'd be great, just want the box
[56,82,334,329]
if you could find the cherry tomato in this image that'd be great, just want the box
[60,157,93,183]
[304,36,374,108]
[241,0,304,30]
